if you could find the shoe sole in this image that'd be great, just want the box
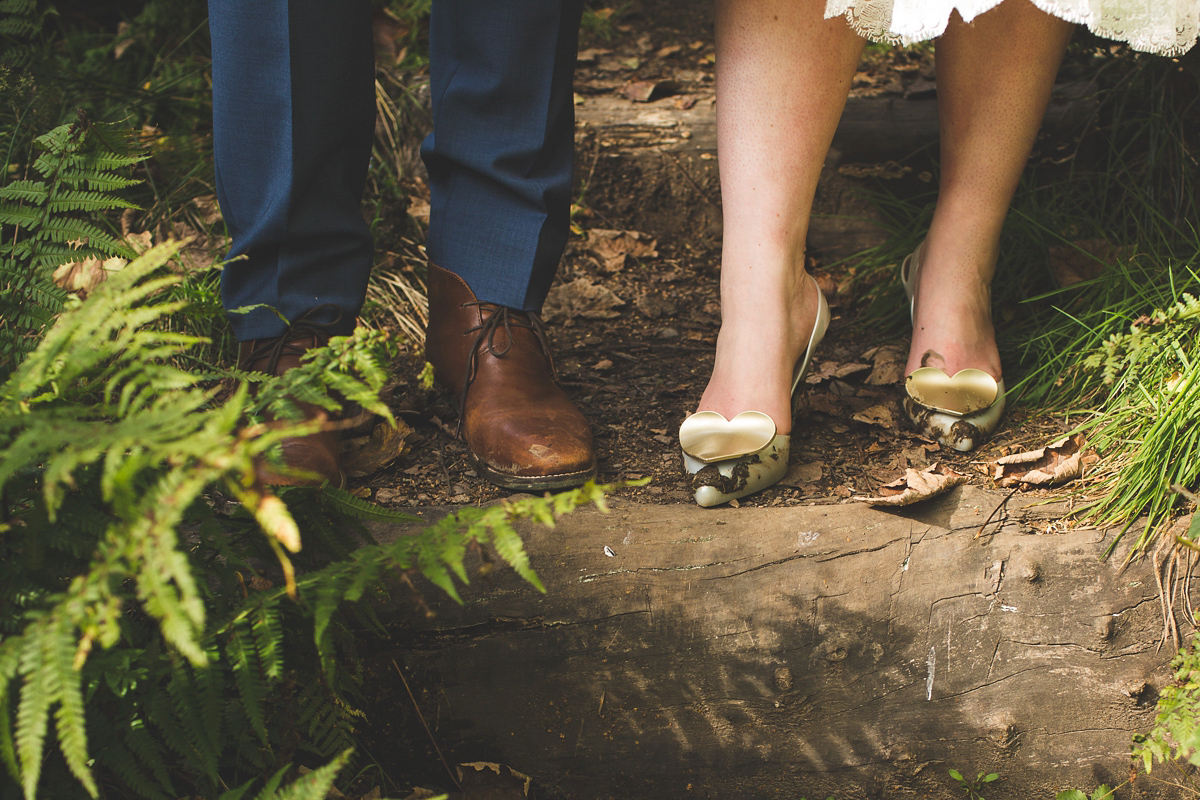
[470,453,598,492]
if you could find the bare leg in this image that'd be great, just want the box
[700,0,864,434]
[907,0,1073,379]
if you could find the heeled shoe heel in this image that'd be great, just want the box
[901,243,1006,451]
[679,277,830,507]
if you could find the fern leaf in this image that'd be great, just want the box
[0,639,19,783]
[218,778,258,800]
[319,485,420,523]
[47,189,137,214]
[0,206,43,227]
[121,720,176,800]
[226,625,269,746]
[489,518,544,593]
[249,763,291,800]
[16,620,56,799]
[249,604,284,680]
[97,735,171,800]
[268,750,351,800]
[47,615,97,797]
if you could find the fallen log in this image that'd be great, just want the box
[370,486,1183,799]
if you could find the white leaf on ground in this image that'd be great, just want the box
[993,434,1085,488]
[859,463,966,506]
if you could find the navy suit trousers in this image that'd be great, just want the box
[208,0,583,340]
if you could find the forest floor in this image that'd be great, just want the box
[356,0,1075,513]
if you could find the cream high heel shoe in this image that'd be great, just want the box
[678,276,830,507]
[901,243,1005,452]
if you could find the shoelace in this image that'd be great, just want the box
[455,301,554,437]
[240,304,344,374]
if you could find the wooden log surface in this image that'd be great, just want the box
[371,486,1181,800]
[574,81,1096,261]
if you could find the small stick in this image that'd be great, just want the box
[976,488,1019,539]
[391,659,466,797]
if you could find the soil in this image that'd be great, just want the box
[358,0,1073,511]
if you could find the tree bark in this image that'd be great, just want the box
[372,486,1181,800]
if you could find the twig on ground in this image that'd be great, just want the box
[976,488,1018,539]
[392,659,466,796]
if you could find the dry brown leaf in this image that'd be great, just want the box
[542,278,625,322]
[451,762,532,800]
[656,44,682,58]
[341,419,413,478]
[993,434,1085,488]
[584,228,658,271]
[780,461,823,488]
[852,403,895,428]
[52,255,126,296]
[860,463,966,506]
[576,48,611,64]
[633,291,677,319]
[673,94,697,110]
[622,79,678,103]
[863,344,906,386]
[1048,240,1130,288]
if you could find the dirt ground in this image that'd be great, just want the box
[359,0,1073,511]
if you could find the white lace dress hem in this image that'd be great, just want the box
[823,0,1199,56]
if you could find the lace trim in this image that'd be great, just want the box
[824,0,1199,56]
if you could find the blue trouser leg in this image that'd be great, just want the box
[422,0,584,312]
[208,0,374,341]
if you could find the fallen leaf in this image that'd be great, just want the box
[993,434,1085,488]
[583,228,658,271]
[576,47,611,63]
[53,254,126,296]
[673,94,697,110]
[806,391,843,417]
[852,404,894,428]
[453,762,532,799]
[542,278,625,322]
[634,291,677,318]
[1048,240,1129,288]
[780,461,823,488]
[805,360,870,384]
[622,79,677,103]
[593,359,613,370]
[374,487,404,504]
[860,463,966,506]
[341,419,414,478]
[900,445,929,468]
[863,344,906,386]
[656,44,682,58]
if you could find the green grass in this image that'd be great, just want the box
[848,48,1200,556]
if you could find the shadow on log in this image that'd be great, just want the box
[368,486,1183,799]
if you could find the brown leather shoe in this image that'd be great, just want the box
[425,263,596,490]
[238,323,344,488]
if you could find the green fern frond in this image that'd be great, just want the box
[319,485,420,523]
[47,614,97,797]
[250,604,284,681]
[119,719,177,800]
[16,618,58,798]
[269,751,350,800]
[227,625,270,746]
